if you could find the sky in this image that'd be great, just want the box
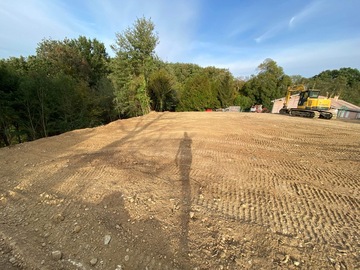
[1,0,359,78]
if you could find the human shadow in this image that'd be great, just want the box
[175,132,193,262]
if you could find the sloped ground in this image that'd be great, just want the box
[0,112,359,270]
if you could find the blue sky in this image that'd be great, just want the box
[1,0,359,78]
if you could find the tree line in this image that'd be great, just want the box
[1,17,360,147]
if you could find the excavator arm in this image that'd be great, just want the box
[283,84,306,109]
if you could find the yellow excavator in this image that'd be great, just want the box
[279,84,333,119]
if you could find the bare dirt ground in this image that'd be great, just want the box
[0,112,359,270]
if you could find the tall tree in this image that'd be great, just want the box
[178,72,219,111]
[0,61,21,146]
[205,67,236,108]
[242,59,291,109]
[111,17,159,117]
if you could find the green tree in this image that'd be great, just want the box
[309,68,360,106]
[114,75,150,117]
[71,36,110,87]
[111,17,159,117]
[242,59,291,109]
[148,68,178,111]
[178,72,219,111]
[205,67,235,108]
[36,37,114,127]
[0,61,21,146]
[37,36,110,86]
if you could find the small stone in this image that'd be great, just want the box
[9,257,16,264]
[104,235,111,245]
[294,261,300,266]
[282,255,290,264]
[51,250,62,260]
[73,225,81,233]
[54,214,65,222]
[90,258,98,266]
[124,255,129,261]
[189,212,195,219]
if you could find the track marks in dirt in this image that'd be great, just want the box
[1,112,360,269]
[188,115,360,265]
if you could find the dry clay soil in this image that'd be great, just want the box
[0,112,359,270]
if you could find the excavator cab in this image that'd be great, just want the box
[298,91,309,106]
[298,90,321,107]
[298,90,331,111]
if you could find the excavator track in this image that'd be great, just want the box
[290,109,317,118]
[319,111,333,119]
[284,109,333,119]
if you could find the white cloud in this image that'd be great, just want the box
[254,25,282,43]
[0,0,201,59]
[288,0,324,28]
[0,0,93,57]
[289,17,295,28]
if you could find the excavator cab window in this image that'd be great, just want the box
[308,91,320,98]
[298,91,309,106]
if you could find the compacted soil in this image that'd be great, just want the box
[0,112,359,269]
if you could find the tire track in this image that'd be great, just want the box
[192,176,359,250]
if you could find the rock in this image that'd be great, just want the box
[124,255,129,261]
[90,258,98,266]
[294,261,300,266]
[189,212,195,219]
[282,254,290,264]
[54,214,65,222]
[73,225,81,233]
[9,257,16,264]
[104,235,111,245]
[51,250,62,260]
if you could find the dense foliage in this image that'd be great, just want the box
[308,68,360,105]
[0,36,115,146]
[1,17,360,147]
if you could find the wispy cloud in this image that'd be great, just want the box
[254,25,282,43]
[0,0,93,57]
[288,0,324,28]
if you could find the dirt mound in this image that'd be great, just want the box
[0,112,359,269]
